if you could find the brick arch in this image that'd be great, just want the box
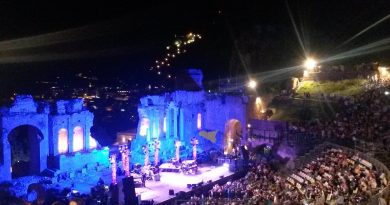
[1,115,49,180]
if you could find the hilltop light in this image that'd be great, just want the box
[248,79,257,89]
[304,58,317,70]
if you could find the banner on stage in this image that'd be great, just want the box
[199,130,218,143]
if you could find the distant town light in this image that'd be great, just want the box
[304,58,317,70]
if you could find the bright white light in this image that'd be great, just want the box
[163,117,167,132]
[248,79,257,89]
[197,113,202,129]
[255,97,261,104]
[304,58,317,70]
[385,91,389,95]
[247,124,251,128]
[223,162,229,168]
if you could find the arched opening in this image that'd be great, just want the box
[73,126,84,152]
[58,128,68,154]
[223,119,242,155]
[8,125,43,178]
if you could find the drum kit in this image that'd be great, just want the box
[180,160,198,175]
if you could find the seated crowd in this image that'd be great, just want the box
[184,149,389,205]
[289,82,389,144]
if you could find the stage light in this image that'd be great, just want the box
[247,124,251,128]
[304,58,317,70]
[247,79,257,89]
[385,91,389,95]
[197,113,202,129]
[163,117,167,132]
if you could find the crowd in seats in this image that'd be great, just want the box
[184,149,389,205]
[289,82,389,145]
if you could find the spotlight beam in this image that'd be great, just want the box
[0,46,140,64]
[335,13,390,50]
[0,22,118,52]
[286,0,307,56]
[322,37,390,63]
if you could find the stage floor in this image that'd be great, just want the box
[135,165,232,204]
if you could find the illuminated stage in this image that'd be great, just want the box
[134,165,232,204]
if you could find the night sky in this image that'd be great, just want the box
[0,0,389,95]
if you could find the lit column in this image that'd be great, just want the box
[142,144,149,166]
[110,153,117,185]
[191,137,199,160]
[120,145,130,177]
[154,139,160,166]
[175,140,181,161]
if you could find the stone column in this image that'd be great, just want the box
[1,129,12,181]
[84,113,93,150]
[179,108,184,141]
[154,110,159,138]
[173,108,178,139]
[166,108,171,138]
[67,119,74,153]
[146,109,151,142]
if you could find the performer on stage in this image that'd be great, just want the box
[174,139,181,162]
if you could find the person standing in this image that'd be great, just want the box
[141,173,146,187]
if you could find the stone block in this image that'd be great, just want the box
[69,172,75,179]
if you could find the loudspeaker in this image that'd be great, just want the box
[109,183,119,205]
[240,145,249,161]
[169,189,174,195]
[122,177,137,205]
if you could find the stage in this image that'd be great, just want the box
[134,164,233,204]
